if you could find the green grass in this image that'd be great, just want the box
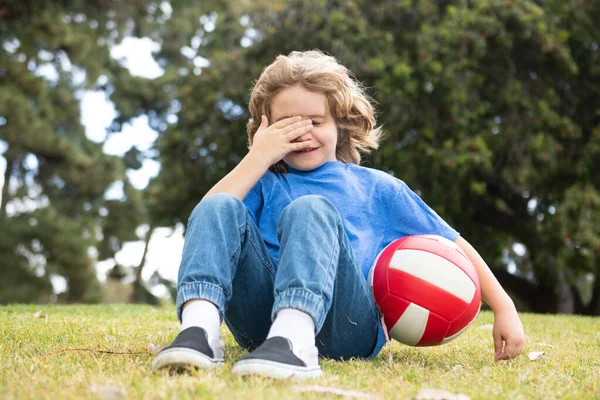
[0,305,598,399]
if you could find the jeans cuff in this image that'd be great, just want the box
[272,288,327,332]
[176,282,225,323]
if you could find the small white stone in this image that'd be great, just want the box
[528,351,544,361]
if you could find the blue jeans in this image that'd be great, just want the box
[176,194,385,360]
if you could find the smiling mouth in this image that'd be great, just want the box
[295,147,319,153]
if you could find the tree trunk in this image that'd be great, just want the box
[572,284,586,314]
[64,258,102,303]
[584,272,600,315]
[135,226,154,282]
[130,226,159,305]
[0,156,15,220]
[524,242,576,314]
[554,272,575,314]
[493,263,599,315]
[489,266,538,310]
[493,264,568,313]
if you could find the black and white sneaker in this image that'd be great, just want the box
[231,337,321,380]
[152,327,224,372]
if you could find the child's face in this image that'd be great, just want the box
[270,84,338,171]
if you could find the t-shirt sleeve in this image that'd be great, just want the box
[243,180,263,225]
[391,178,459,241]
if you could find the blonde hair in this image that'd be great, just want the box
[247,50,383,172]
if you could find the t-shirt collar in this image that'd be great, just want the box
[286,160,344,175]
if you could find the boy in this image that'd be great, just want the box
[152,50,525,380]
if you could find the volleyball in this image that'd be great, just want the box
[368,235,481,346]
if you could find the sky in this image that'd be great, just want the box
[0,37,185,295]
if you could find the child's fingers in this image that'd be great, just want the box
[285,121,313,141]
[502,340,522,360]
[270,115,303,129]
[254,115,269,133]
[493,332,503,358]
[280,118,311,134]
[494,337,521,361]
[291,140,312,151]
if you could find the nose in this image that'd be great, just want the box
[295,133,312,142]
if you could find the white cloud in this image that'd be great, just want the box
[127,159,161,189]
[50,274,68,294]
[80,90,116,142]
[103,115,161,189]
[110,37,164,79]
[35,63,59,82]
[105,180,125,200]
[103,115,158,155]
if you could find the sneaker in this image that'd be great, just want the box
[231,337,322,380]
[152,327,224,372]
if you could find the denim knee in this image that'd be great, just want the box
[189,193,245,223]
[278,195,341,227]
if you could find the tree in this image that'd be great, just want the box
[2,0,598,313]
[148,0,599,314]
[0,0,169,302]
[360,0,600,314]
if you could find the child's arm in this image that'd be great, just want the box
[202,150,271,201]
[455,236,526,360]
[203,116,313,201]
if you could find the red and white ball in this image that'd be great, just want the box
[368,235,481,346]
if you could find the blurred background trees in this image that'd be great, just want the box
[0,0,170,303]
[1,0,598,314]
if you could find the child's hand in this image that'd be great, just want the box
[249,115,313,167]
[492,306,525,360]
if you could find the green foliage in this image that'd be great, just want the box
[0,0,166,302]
[147,0,600,313]
[1,1,598,313]
[0,221,53,303]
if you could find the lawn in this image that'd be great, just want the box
[0,304,598,399]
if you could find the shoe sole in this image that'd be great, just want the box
[152,347,223,371]
[231,359,322,380]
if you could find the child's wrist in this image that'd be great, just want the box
[245,149,273,171]
[490,295,516,314]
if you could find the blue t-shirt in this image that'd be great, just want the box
[243,160,459,279]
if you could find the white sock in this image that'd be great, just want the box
[181,300,221,344]
[267,308,316,353]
